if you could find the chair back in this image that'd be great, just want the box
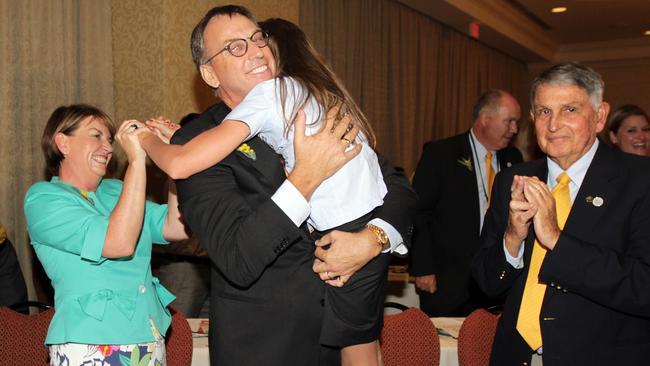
[165,307,193,366]
[380,307,440,366]
[457,308,500,366]
[0,306,54,365]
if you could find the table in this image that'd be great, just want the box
[188,318,209,366]
[431,317,463,366]
[189,317,463,366]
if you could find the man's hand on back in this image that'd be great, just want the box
[288,107,361,200]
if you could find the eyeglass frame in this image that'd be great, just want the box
[202,30,270,64]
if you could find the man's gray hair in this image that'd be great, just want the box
[530,62,604,108]
[190,5,258,70]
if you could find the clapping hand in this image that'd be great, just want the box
[521,176,561,250]
[145,116,180,144]
[504,175,536,256]
[116,120,148,163]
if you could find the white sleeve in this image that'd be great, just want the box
[225,79,277,138]
[368,218,407,255]
[271,180,311,227]
[504,238,525,269]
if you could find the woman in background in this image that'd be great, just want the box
[24,104,187,365]
[606,104,650,156]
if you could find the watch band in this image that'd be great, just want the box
[366,223,390,250]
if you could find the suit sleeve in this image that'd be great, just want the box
[170,132,306,288]
[0,238,28,307]
[373,153,417,249]
[24,182,110,263]
[539,184,650,317]
[409,143,441,276]
[471,169,524,297]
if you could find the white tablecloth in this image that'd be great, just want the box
[431,317,463,366]
[188,318,209,366]
[189,317,462,366]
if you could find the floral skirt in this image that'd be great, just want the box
[48,320,166,366]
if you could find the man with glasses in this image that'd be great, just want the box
[171,5,415,365]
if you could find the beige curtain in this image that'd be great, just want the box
[300,0,528,173]
[0,0,114,301]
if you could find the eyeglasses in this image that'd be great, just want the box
[202,30,269,64]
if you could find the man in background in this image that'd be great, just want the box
[150,113,210,318]
[410,89,522,316]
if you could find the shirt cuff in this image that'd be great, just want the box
[368,218,407,255]
[503,238,525,269]
[271,180,311,227]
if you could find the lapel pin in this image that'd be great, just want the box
[236,143,257,161]
[506,162,512,168]
[457,157,473,172]
[586,195,604,207]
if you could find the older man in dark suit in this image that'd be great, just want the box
[411,89,522,316]
[473,62,650,365]
[170,5,416,366]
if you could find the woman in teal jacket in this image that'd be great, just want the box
[24,104,188,365]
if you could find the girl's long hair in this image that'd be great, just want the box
[260,18,376,147]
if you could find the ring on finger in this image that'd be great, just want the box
[341,138,351,146]
[130,123,139,130]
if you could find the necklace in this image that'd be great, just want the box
[77,188,95,206]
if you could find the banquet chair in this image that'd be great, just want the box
[457,308,500,366]
[165,306,193,366]
[380,306,440,366]
[0,305,54,365]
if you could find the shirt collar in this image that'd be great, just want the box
[469,129,491,158]
[547,139,599,189]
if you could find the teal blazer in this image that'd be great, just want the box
[24,177,175,345]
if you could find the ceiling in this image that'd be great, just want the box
[516,0,650,44]
[396,0,650,63]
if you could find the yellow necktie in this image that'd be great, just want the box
[516,172,571,350]
[485,151,496,204]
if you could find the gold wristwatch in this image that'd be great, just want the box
[366,223,390,250]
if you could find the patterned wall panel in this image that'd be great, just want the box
[112,0,298,125]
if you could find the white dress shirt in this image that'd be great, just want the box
[469,130,498,232]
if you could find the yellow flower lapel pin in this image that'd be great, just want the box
[237,143,256,161]
[457,157,473,172]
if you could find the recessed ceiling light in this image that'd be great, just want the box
[551,6,567,13]
[644,30,650,36]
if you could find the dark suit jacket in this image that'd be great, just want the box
[0,238,27,308]
[410,132,522,316]
[171,102,416,365]
[473,142,650,366]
